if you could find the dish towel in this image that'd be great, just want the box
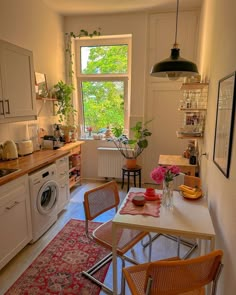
[120,192,161,217]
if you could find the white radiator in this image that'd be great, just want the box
[97,147,124,178]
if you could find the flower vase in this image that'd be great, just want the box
[162,180,174,209]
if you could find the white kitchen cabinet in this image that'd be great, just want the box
[0,175,32,270]
[56,156,70,214]
[0,39,37,123]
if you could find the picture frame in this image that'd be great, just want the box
[35,72,48,98]
[213,72,236,178]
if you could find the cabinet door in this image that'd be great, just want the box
[57,177,70,214]
[56,156,70,214]
[0,40,36,120]
[0,175,32,270]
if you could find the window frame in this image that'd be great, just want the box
[75,35,131,136]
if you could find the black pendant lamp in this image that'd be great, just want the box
[150,0,199,80]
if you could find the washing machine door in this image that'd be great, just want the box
[37,180,59,214]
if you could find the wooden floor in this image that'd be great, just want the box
[0,180,196,295]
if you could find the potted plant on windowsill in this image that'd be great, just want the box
[109,121,152,168]
[53,80,77,143]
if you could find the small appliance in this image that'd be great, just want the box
[43,135,64,150]
[16,140,33,156]
[2,140,18,160]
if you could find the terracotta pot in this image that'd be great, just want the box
[126,158,137,169]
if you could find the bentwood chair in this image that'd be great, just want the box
[123,249,223,295]
[143,175,201,259]
[82,181,152,294]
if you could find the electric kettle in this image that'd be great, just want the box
[2,140,18,160]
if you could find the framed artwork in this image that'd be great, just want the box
[213,72,236,178]
[35,72,48,98]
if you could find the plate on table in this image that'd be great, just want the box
[144,194,160,201]
[181,191,203,200]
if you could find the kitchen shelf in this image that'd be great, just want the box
[36,97,58,116]
[176,131,203,139]
[59,141,84,189]
[177,82,209,139]
[180,82,209,90]
[69,165,80,173]
[36,97,57,101]
[178,108,207,112]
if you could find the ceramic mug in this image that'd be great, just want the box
[145,187,155,196]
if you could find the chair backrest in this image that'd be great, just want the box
[83,180,120,221]
[184,175,201,189]
[173,173,185,190]
[145,250,223,295]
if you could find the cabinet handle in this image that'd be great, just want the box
[6,201,19,210]
[0,100,4,115]
[5,99,10,114]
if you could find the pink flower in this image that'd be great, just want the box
[150,165,180,184]
[169,165,180,175]
[150,166,167,184]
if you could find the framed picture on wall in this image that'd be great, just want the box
[213,72,236,178]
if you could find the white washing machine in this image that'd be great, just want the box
[29,164,59,243]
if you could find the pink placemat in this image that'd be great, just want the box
[120,192,161,217]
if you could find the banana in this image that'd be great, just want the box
[182,189,202,199]
[178,184,197,195]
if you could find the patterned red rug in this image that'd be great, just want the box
[5,219,111,295]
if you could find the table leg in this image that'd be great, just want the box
[112,222,118,295]
[127,172,130,192]
[133,172,136,187]
[121,170,125,189]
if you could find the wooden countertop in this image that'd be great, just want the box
[0,141,84,186]
[158,154,197,167]
[158,154,197,176]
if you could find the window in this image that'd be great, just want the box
[75,35,131,136]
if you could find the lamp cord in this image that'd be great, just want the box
[174,0,179,46]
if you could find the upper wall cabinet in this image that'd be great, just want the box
[0,40,37,123]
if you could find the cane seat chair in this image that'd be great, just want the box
[123,250,223,295]
[143,175,201,259]
[82,181,152,294]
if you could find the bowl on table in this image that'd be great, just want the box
[132,195,146,206]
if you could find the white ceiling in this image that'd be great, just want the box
[42,0,202,16]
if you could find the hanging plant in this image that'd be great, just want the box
[65,28,101,79]
[53,80,76,125]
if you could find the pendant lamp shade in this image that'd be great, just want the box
[150,0,199,80]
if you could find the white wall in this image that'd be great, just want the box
[198,0,236,292]
[0,0,65,143]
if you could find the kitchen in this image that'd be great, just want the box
[0,0,236,294]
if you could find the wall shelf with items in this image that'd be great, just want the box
[36,97,57,101]
[177,82,209,139]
